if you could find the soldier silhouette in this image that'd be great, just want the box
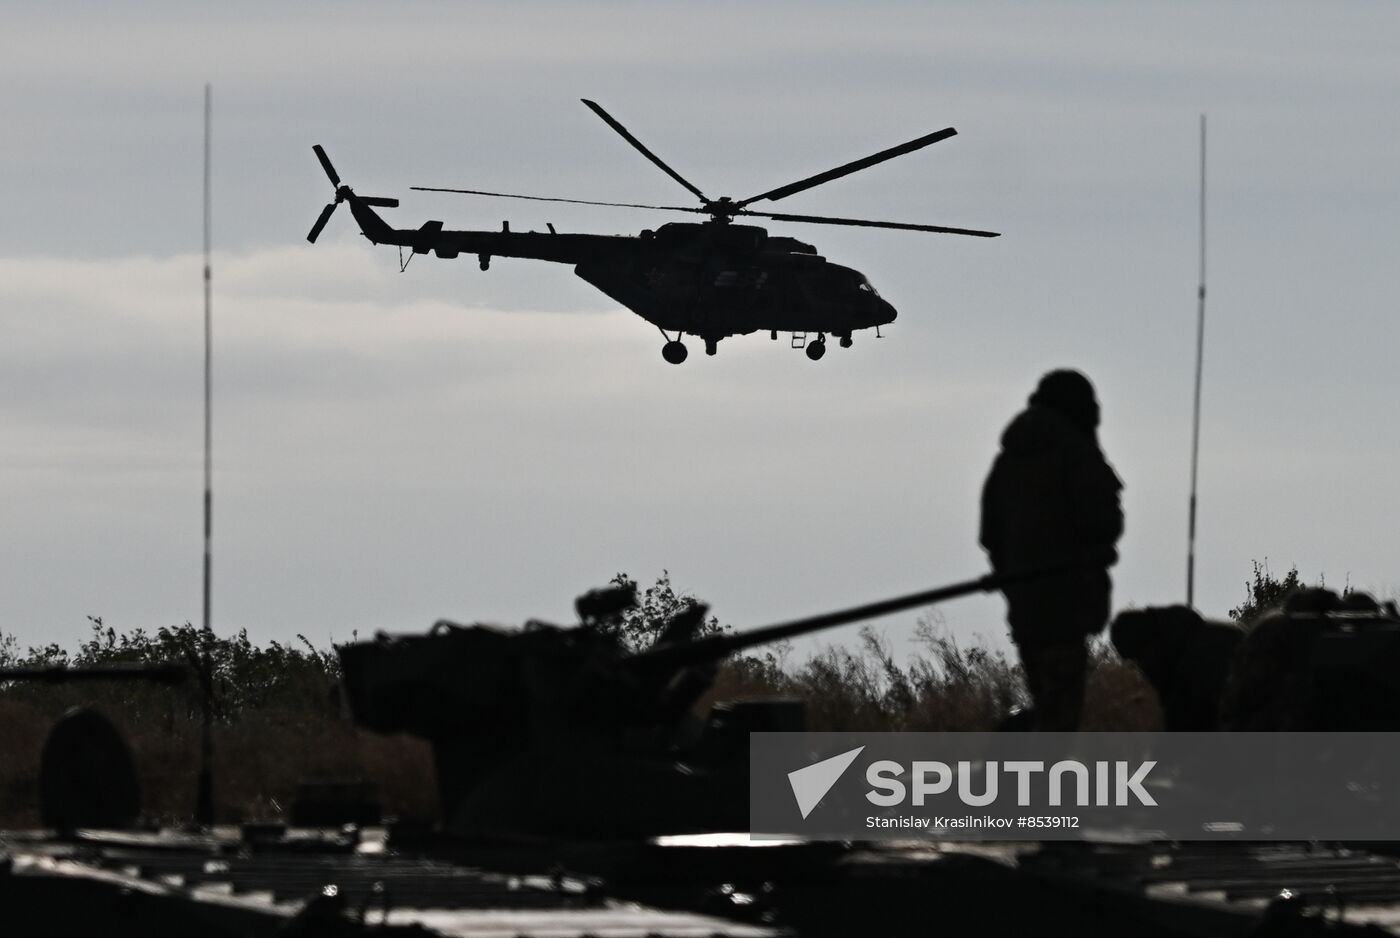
[980,370,1123,731]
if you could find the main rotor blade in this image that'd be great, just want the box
[411,185,705,214]
[306,202,336,243]
[312,145,340,187]
[737,127,958,207]
[740,208,999,237]
[581,99,709,203]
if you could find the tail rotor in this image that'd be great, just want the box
[306,145,399,243]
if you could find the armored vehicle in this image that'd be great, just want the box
[1112,588,1400,732]
[1222,587,1400,731]
[336,569,1047,838]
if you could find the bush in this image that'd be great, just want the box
[1229,561,1306,626]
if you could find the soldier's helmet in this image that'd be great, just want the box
[1029,369,1100,432]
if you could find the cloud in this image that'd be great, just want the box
[0,244,1005,647]
[4,195,1400,659]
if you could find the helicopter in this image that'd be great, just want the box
[306,99,999,364]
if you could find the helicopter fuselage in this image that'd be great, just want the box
[349,198,896,356]
[577,222,896,340]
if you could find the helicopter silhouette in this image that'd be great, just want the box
[307,100,998,363]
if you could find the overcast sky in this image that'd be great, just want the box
[3,1,1398,658]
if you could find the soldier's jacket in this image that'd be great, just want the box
[980,404,1124,645]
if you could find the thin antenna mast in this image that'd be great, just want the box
[203,85,212,644]
[1186,114,1206,607]
[196,82,215,825]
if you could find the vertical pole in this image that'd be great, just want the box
[1187,114,1206,608]
[203,84,212,643]
[196,82,215,826]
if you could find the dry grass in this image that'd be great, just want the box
[713,623,1159,732]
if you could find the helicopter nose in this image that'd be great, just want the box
[877,297,897,324]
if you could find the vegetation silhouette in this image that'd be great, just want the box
[0,564,1351,825]
[1228,560,1309,625]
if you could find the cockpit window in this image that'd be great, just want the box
[825,268,879,297]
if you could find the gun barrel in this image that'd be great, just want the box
[628,560,1088,672]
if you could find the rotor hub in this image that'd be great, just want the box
[702,197,738,222]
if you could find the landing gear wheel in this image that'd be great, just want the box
[662,340,688,365]
[806,340,827,361]
[839,334,853,349]
[704,338,719,356]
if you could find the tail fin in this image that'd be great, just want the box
[346,195,397,244]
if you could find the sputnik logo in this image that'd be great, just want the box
[787,746,865,819]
